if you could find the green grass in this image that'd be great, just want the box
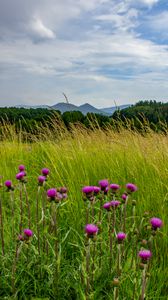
[0,123,168,299]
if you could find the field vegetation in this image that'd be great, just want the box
[0,120,167,299]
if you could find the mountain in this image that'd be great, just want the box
[13,102,132,116]
[78,103,109,115]
[100,104,131,114]
[51,102,110,115]
[51,102,79,113]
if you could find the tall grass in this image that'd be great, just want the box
[0,121,167,299]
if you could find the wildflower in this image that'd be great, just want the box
[24,229,33,236]
[47,188,57,201]
[57,187,68,200]
[82,186,94,200]
[103,202,111,211]
[5,180,12,190]
[85,224,99,238]
[59,187,68,194]
[104,186,109,195]
[93,186,101,195]
[19,165,25,172]
[121,193,127,202]
[82,186,94,194]
[138,250,152,263]
[42,168,50,176]
[38,175,46,186]
[110,184,120,192]
[111,200,120,208]
[23,229,33,240]
[16,171,26,181]
[126,183,137,193]
[117,232,126,243]
[99,179,109,191]
[18,234,24,241]
[150,217,163,230]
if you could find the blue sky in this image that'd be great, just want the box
[0,0,168,108]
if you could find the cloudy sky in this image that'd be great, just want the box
[0,0,168,108]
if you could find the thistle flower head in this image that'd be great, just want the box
[19,165,25,172]
[38,176,46,184]
[121,193,127,201]
[98,179,109,190]
[104,186,109,195]
[150,217,163,230]
[85,224,99,237]
[117,232,126,242]
[110,184,120,191]
[23,229,33,237]
[138,250,152,262]
[126,183,137,192]
[103,202,111,211]
[59,187,68,194]
[42,168,50,176]
[18,234,24,241]
[93,186,101,194]
[111,200,121,208]
[16,171,26,181]
[47,188,57,199]
[5,180,12,188]
[82,186,94,194]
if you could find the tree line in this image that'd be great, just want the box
[0,100,168,134]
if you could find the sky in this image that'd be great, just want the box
[0,0,168,108]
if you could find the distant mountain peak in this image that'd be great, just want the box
[13,102,132,116]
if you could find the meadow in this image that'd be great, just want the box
[0,121,167,299]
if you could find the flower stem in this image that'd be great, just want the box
[23,183,31,228]
[36,186,41,255]
[12,242,23,294]
[140,264,147,300]
[0,195,5,256]
[10,190,15,241]
[86,239,91,300]
[19,183,23,234]
[114,287,119,300]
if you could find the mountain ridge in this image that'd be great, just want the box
[13,102,132,116]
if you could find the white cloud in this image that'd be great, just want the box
[141,0,159,6]
[29,18,55,40]
[0,0,167,107]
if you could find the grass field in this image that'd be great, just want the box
[0,123,167,299]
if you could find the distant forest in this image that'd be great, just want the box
[0,100,168,134]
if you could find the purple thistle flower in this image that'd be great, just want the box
[59,187,68,194]
[150,217,163,230]
[126,183,138,192]
[103,202,111,211]
[18,234,24,241]
[121,193,127,201]
[19,165,25,172]
[16,171,26,181]
[85,224,99,237]
[117,232,126,242]
[93,186,101,195]
[42,168,50,176]
[47,188,57,199]
[5,180,12,188]
[62,193,67,199]
[138,250,152,262]
[99,179,109,190]
[23,229,33,237]
[38,176,46,184]
[82,186,94,194]
[111,200,121,208]
[104,186,109,195]
[110,184,120,191]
